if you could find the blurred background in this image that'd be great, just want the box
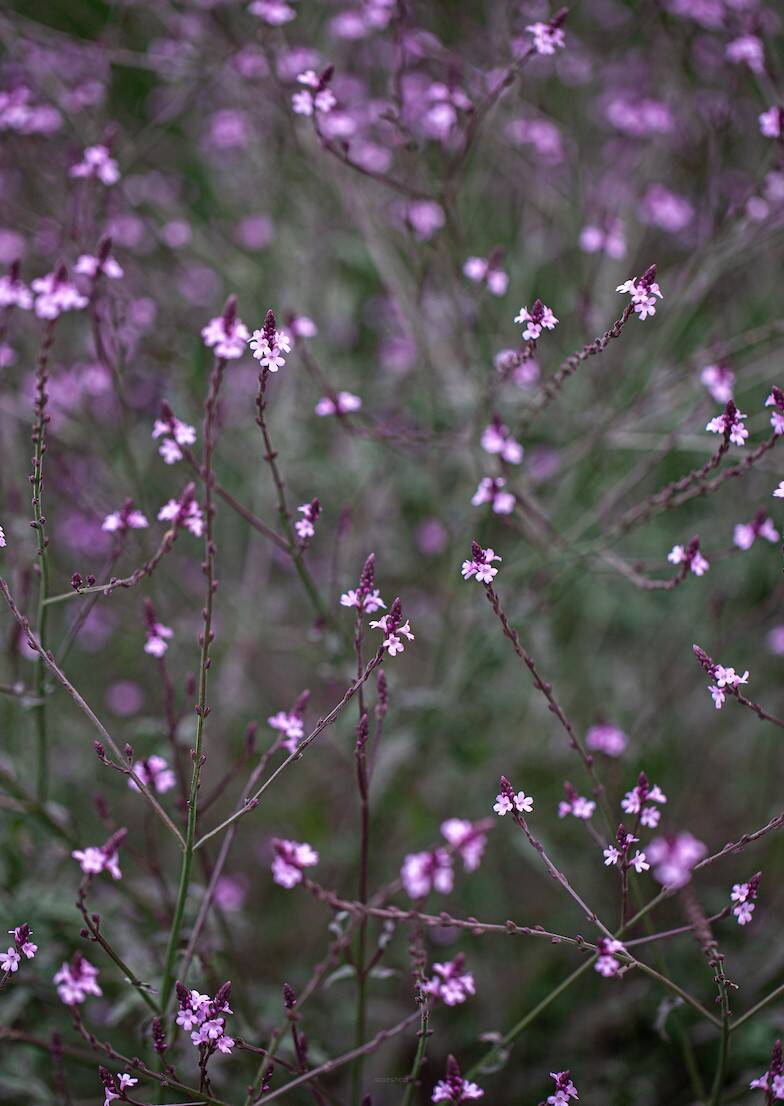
[1,0,784,1102]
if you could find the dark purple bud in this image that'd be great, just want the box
[283,982,297,1009]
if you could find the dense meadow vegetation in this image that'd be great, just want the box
[1,1,784,1103]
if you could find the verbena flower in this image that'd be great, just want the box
[440,819,488,872]
[706,399,748,446]
[432,1055,483,1102]
[730,872,761,926]
[585,723,627,757]
[595,937,626,977]
[72,828,126,881]
[128,755,176,794]
[421,954,476,1006]
[547,1070,579,1105]
[647,832,707,887]
[472,476,515,515]
[733,510,779,550]
[315,391,362,416]
[271,839,318,888]
[202,297,250,359]
[54,953,102,1005]
[295,498,321,542]
[249,310,291,371]
[616,265,662,320]
[102,501,149,533]
[558,781,595,820]
[153,408,197,464]
[69,144,120,185]
[480,417,523,464]
[462,542,502,584]
[515,299,559,341]
[668,538,709,576]
[493,775,534,816]
[401,848,453,899]
[32,266,88,319]
[463,254,509,296]
[700,363,734,404]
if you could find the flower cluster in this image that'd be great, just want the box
[128,754,176,794]
[461,541,502,584]
[144,598,174,658]
[158,487,204,537]
[463,254,509,296]
[765,386,784,435]
[750,1040,784,1099]
[595,937,627,978]
[176,980,235,1055]
[249,309,291,371]
[585,723,627,757]
[706,398,748,447]
[440,818,488,872]
[32,266,88,319]
[292,67,336,116]
[201,296,250,360]
[432,1056,484,1103]
[72,828,126,881]
[69,144,120,185]
[759,105,783,139]
[271,838,319,888]
[602,824,648,874]
[700,362,734,404]
[315,390,362,417]
[370,597,414,656]
[693,643,750,710]
[421,954,476,1006]
[493,774,534,817]
[0,264,33,310]
[98,1068,138,1106]
[102,499,149,534]
[54,953,102,1005]
[547,1071,579,1105]
[268,689,309,753]
[472,476,515,515]
[515,298,559,341]
[401,847,453,900]
[667,536,709,577]
[295,498,321,543]
[527,13,567,56]
[646,832,707,888]
[733,509,779,551]
[153,405,197,464]
[480,417,523,464]
[0,924,38,974]
[616,264,662,320]
[75,238,123,281]
[558,781,596,821]
[621,772,667,829]
[731,873,761,926]
[341,553,386,612]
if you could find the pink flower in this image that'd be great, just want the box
[463,256,509,296]
[32,268,88,319]
[547,1071,579,1105]
[765,387,784,434]
[700,363,734,404]
[0,525,6,549]
[472,476,515,515]
[268,690,309,753]
[295,498,321,543]
[494,775,533,816]
[271,838,318,888]
[726,34,764,73]
[407,200,445,241]
[514,299,559,341]
[480,418,523,464]
[202,308,250,360]
[369,611,415,656]
[248,0,296,24]
[462,543,502,584]
[0,270,32,309]
[69,144,120,185]
[152,412,196,464]
[102,501,149,533]
[706,399,748,446]
[157,496,204,537]
[9,924,37,960]
[432,1056,483,1102]
[616,265,662,320]
[759,106,783,139]
[585,723,627,757]
[422,954,476,1006]
[315,391,362,416]
[0,947,20,973]
[647,832,707,888]
[558,782,596,820]
[401,848,453,899]
[527,20,566,55]
[54,953,102,1005]
[579,221,626,259]
[734,510,779,550]
[249,312,291,371]
[667,538,709,576]
[75,252,123,280]
[128,755,176,794]
[440,819,487,872]
[73,829,125,881]
[595,938,626,978]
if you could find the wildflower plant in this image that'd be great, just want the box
[1,3,784,1106]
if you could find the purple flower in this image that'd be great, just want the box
[585,723,627,757]
[432,1056,483,1103]
[401,848,453,899]
[32,266,88,319]
[461,542,502,584]
[514,299,559,341]
[54,953,102,1005]
[315,391,362,416]
[271,839,318,888]
[69,144,120,186]
[421,954,475,1006]
[472,476,515,515]
[646,832,707,888]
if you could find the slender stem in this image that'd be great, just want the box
[732,981,784,1029]
[158,356,225,1012]
[352,613,369,1106]
[194,648,385,851]
[31,319,56,801]
[0,578,185,847]
[400,1001,430,1106]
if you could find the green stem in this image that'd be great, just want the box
[400,1002,430,1106]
